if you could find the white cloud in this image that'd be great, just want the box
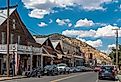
[56,19,66,25]
[49,19,53,23]
[108,44,116,49]
[76,37,86,42]
[95,23,107,26]
[56,18,72,27]
[62,25,121,38]
[76,37,102,48]
[120,5,121,9]
[117,18,121,22]
[95,25,121,37]
[68,23,72,27]
[22,0,112,19]
[62,29,96,37]
[38,22,48,27]
[86,39,102,48]
[100,50,111,54]
[114,0,119,3]
[29,9,50,19]
[75,18,94,27]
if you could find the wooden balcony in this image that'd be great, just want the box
[0,44,42,55]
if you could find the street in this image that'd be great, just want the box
[0,72,118,82]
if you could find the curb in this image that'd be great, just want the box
[117,75,121,82]
[0,76,27,81]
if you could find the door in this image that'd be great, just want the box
[0,59,1,75]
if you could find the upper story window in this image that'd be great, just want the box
[18,35,20,44]
[1,32,5,44]
[10,33,14,44]
[13,19,16,29]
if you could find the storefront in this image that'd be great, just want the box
[0,54,3,75]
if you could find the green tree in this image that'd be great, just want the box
[109,45,121,65]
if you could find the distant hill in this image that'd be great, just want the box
[34,33,111,63]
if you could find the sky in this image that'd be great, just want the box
[0,0,121,54]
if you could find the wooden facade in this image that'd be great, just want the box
[0,8,85,76]
[0,8,41,75]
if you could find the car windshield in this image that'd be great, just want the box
[44,65,52,68]
[57,64,66,67]
[101,66,113,71]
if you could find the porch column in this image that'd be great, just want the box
[51,57,53,65]
[36,55,38,67]
[15,52,18,75]
[30,54,33,71]
[41,55,43,68]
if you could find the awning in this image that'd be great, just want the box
[42,54,56,57]
[74,55,83,59]
[66,55,72,58]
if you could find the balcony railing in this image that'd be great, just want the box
[0,44,42,55]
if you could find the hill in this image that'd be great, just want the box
[34,33,111,63]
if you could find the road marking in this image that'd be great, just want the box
[96,72,98,82]
[50,72,91,82]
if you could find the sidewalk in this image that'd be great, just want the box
[117,75,121,82]
[0,76,26,81]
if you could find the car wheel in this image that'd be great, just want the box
[98,76,102,80]
[112,77,115,81]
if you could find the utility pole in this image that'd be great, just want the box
[0,1,18,77]
[6,0,10,77]
[112,28,121,68]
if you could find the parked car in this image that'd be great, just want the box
[70,67,79,73]
[44,65,58,76]
[65,67,71,74]
[78,66,87,72]
[76,66,84,72]
[57,63,68,74]
[98,65,117,80]
[85,67,93,71]
[94,65,101,72]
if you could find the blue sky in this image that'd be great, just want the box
[0,0,121,54]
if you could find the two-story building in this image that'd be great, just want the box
[0,8,42,75]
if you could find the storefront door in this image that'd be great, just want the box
[0,59,1,75]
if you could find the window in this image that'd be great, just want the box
[1,32,5,44]
[10,33,14,44]
[89,53,93,59]
[18,35,20,44]
[13,19,16,29]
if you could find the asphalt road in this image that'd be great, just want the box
[0,72,118,82]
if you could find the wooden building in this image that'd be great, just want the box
[0,8,41,75]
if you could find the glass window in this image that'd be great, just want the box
[1,32,5,44]
[13,19,16,29]
[10,33,14,44]
[18,35,20,44]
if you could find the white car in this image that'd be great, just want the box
[57,63,68,74]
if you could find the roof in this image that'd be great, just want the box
[51,42,59,49]
[34,37,48,45]
[0,8,16,25]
